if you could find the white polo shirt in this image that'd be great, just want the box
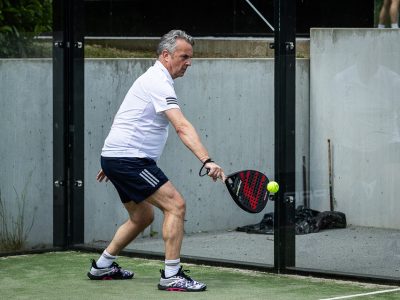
[101,60,180,161]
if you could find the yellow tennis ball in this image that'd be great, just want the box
[267,181,279,193]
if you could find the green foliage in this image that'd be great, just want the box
[0,0,52,58]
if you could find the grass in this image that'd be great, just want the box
[0,251,399,300]
[9,42,156,59]
[85,44,156,58]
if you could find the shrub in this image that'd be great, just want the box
[0,0,52,58]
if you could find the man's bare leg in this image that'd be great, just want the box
[390,0,399,27]
[148,181,207,291]
[106,201,155,256]
[379,0,391,27]
[88,201,154,279]
[146,181,186,261]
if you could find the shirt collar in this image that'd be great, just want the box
[155,60,174,84]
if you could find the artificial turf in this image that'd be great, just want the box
[0,251,399,300]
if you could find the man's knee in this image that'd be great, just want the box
[148,182,186,217]
[124,201,154,227]
[141,207,155,226]
[140,205,155,226]
[163,187,186,218]
[172,195,186,219]
[127,210,154,231]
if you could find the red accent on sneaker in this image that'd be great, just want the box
[166,288,187,292]
[102,276,113,280]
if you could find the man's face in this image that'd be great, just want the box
[164,39,193,79]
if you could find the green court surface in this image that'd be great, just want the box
[0,251,399,300]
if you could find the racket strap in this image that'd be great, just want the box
[199,158,214,176]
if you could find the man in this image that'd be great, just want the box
[87,29,225,292]
[378,0,399,28]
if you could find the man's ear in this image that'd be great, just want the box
[161,49,170,62]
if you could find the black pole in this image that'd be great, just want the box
[53,0,84,247]
[273,0,296,271]
[70,0,85,246]
[53,0,68,248]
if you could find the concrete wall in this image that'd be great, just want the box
[310,29,400,228]
[84,58,310,243]
[0,59,53,248]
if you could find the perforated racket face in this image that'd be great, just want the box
[225,170,269,213]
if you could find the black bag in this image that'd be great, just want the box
[315,211,347,230]
[236,206,346,235]
[236,212,274,234]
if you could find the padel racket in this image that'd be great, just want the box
[224,170,270,213]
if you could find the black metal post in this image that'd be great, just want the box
[53,0,68,248]
[273,0,296,271]
[70,0,85,246]
[53,0,84,247]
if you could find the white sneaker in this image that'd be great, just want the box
[87,259,134,280]
[158,266,207,292]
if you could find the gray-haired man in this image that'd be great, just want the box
[87,29,225,292]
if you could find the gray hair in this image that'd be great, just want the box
[156,29,194,56]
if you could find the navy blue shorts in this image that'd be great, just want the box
[100,156,169,203]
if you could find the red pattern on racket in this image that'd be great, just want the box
[224,170,269,213]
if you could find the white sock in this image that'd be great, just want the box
[96,250,116,268]
[164,258,181,278]
[391,23,399,29]
[378,24,385,28]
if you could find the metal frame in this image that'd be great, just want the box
[273,0,296,271]
[53,0,85,248]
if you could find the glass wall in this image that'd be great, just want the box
[0,1,53,253]
[83,48,278,266]
[83,1,279,268]
[296,28,400,279]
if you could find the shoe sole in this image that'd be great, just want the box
[157,284,207,292]
[87,272,133,280]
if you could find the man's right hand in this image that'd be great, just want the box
[204,161,226,182]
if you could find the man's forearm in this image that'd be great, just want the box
[175,122,210,162]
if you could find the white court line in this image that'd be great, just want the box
[320,287,400,300]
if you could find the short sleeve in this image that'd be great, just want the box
[150,82,180,113]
